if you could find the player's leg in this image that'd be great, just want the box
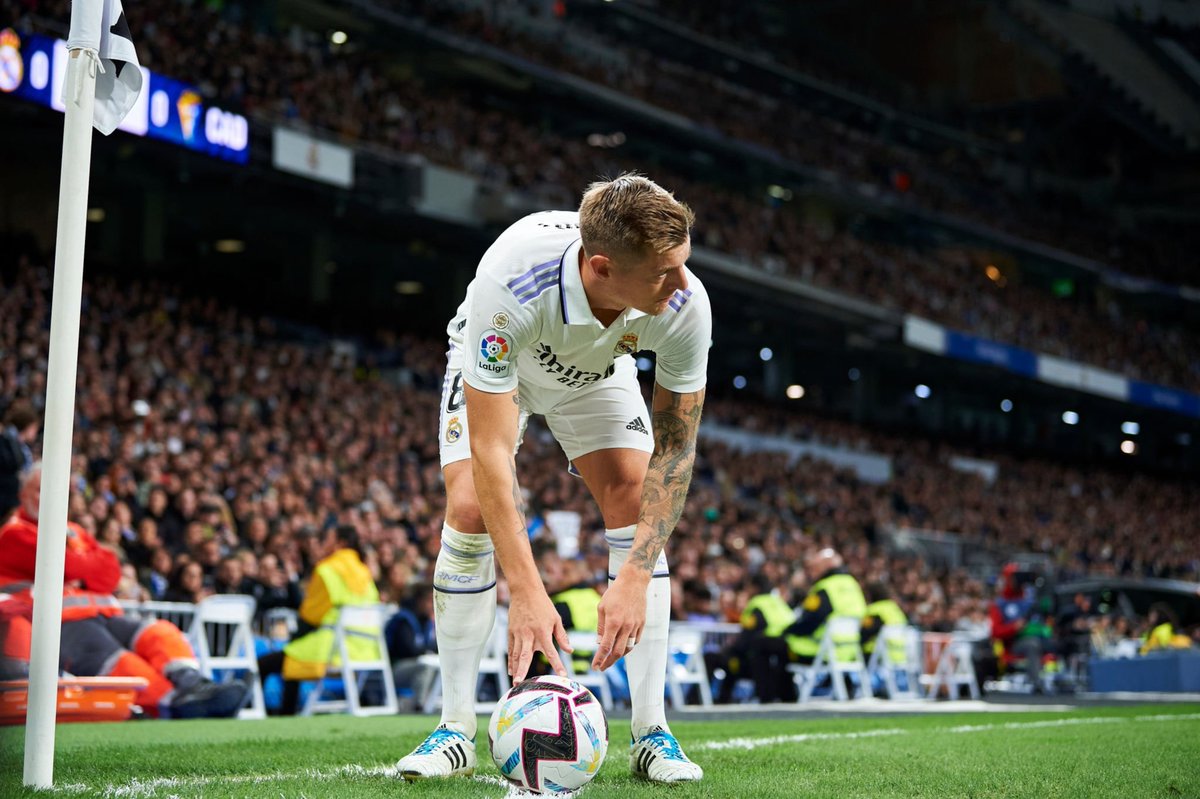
[549,370,702,783]
[398,350,494,780]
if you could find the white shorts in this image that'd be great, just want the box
[438,345,654,469]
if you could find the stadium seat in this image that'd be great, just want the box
[666,626,713,707]
[790,616,871,702]
[420,613,510,714]
[301,604,398,717]
[190,595,265,719]
[867,625,923,700]
[557,631,614,710]
[926,636,981,700]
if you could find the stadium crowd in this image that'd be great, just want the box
[4,0,1200,395]
[1,259,1196,653]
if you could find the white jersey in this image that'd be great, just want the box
[447,211,711,400]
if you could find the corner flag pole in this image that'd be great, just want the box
[23,1,104,788]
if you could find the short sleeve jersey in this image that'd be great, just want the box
[446,211,710,397]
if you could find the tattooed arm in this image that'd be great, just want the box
[626,384,705,576]
[592,384,705,671]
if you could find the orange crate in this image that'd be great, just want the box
[0,677,149,725]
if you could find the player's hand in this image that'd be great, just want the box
[507,588,572,681]
[593,572,648,671]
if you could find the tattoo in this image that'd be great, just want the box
[629,388,704,574]
[513,395,520,405]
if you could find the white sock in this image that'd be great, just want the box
[607,524,670,739]
[433,524,496,740]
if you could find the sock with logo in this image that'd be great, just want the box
[606,523,671,739]
[433,524,497,739]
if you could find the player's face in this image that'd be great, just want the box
[618,240,691,316]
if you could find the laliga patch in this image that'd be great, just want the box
[614,333,639,356]
[445,416,463,443]
[477,329,511,376]
[491,312,510,330]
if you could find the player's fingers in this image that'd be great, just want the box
[592,627,617,671]
[542,636,569,678]
[512,641,533,682]
[554,620,573,654]
[597,624,631,671]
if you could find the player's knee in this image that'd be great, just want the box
[445,492,485,533]
[599,477,643,528]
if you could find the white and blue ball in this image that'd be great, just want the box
[487,675,608,793]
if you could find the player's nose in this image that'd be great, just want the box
[670,267,688,294]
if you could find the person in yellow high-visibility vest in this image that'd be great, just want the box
[783,548,867,665]
[257,525,380,714]
[1140,602,1191,655]
[548,556,603,675]
[860,582,909,665]
[709,572,798,703]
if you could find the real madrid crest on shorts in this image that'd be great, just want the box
[614,333,639,356]
[445,416,463,443]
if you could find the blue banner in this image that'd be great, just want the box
[944,329,1038,377]
[1,29,247,163]
[145,71,248,163]
[1128,382,1200,418]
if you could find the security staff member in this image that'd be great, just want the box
[550,558,603,674]
[784,548,867,664]
[257,525,380,714]
[734,573,803,703]
[861,582,909,664]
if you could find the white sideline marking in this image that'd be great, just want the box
[696,728,906,751]
[47,713,1200,797]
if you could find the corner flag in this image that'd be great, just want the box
[26,0,143,788]
[65,0,142,135]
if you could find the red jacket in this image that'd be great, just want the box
[0,510,122,619]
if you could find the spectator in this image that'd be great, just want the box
[164,560,212,604]
[385,582,437,707]
[0,401,38,518]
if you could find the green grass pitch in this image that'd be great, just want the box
[3,705,1198,798]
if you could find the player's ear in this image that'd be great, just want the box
[589,253,614,281]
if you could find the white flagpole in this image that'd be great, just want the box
[23,1,103,788]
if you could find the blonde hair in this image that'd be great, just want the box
[579,173,694,262]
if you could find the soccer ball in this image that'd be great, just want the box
[487,675,608,793]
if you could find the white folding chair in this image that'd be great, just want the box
[301,604,398,717]
[927,635,981,700]
[190,594,265,719]
[119,600,198,635]
[867,625,923,700]
[666,625,713,707]
[421,613,511,714]
[558,631,614,710]
[790,616,871,702]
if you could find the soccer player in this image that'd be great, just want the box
[397,174,709,783]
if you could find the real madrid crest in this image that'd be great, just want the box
[0,29,24,94]
[614,333,639,356]
[445,416,463,443]
[491,312,509,330]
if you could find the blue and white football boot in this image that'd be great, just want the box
[630,725,704,783]
[397,723,476,781]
